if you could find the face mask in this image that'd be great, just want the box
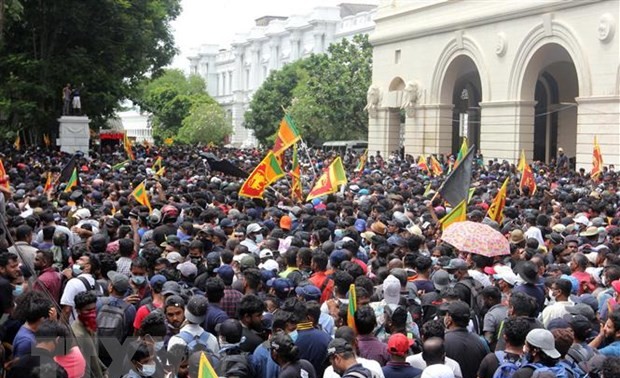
[255,234,264,243]
[190,258,203,266]
[12,284,23,297]
[431,257,438,265]
[140,362,156,376]
[288,330,298,342]
[78,309,98,332]
[334,229,344,238]
[72,264,83,276]
[602,276,608,287]
[448,273,455,281]
[548,292,556,302]
[132,275,147,286]
[154,341,164,352]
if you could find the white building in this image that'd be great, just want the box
[117,102,153,143]
[189,3,376,147]
[368,0,619,170]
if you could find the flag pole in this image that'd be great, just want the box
[299,138,318,178]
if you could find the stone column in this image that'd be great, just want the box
[479,100,537,164]
[411,104,453,156]
[575,95,620,170]
[368,108,401,157]
[403,108,424,157]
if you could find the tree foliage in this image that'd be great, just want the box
[0,0,181,141]
[177,102,232,145]
[245,34,372,146]
[134,69,215,139]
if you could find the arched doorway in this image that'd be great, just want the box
[521,43,579,164]
[440,55,482,154]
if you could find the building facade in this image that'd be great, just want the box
[368,0,619,170]
[189,3,376,147]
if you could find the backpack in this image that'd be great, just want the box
[524,362,569,378]
[177,330,218,362]
[216,352,253,378]
[456,278,484,333]
[492,351,523,378]
[97,297,130,367]
[77,276,104,297]
[559,359,586,378]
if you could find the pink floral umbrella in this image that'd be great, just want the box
[441,221,510,257]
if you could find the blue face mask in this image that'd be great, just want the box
[154,341,164,352]
[72,264,83,276]
[12,284,23,297]
[132,275,147,286]
[288,330,298,342]
[334,229,344,238]
[255,234,264,243]
[139,361,156,376]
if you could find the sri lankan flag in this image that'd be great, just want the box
[0,159,9,190]
[239,151,285,199]
[354,149,368,176]
[430,155,443,176]
[487,177,509,223]
[64,168,79,193]
[123,133,135,160]
[440,199,467,231]
[516,149,526,172]
[290,143,303,203]
[454,137,468,168]
[418,155,429,173]
[519,163,537,196]
[306,157,347,201]
[197,352,218,378]
[131,181,152,211]
[44,172,53,194]
[347,283,357,332]
[591,136,603,179]
[152,156,163,172]
[272,114,301,156]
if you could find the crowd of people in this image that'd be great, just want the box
[0,142,619,378]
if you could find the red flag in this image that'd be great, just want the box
[519,163,537,196]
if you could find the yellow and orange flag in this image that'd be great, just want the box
[131,181,152,211]
[440,199,467,231]
[306,157,347,202]
[44,172,53,194]
[417,156,429,173]
[591,136,603,179]
[290,143,303,203]
[520,163,537,196]
[123,133,135,160]
[487,177,509,224]
[347,284,357,332]
[0,159,9,190]
[354,149,368,177]
[430,155,443,176]
[516,149,526,172]
[13,135,20,151]
[43,134,51,147]
[272,114,301,156]
[239,151,285,199]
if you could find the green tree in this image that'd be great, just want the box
[244,34,372,146]
[177,102,232,144]
[290,34,372,144]
[134,69,216,140]
[244,60,305,145]
[0,0,181,141]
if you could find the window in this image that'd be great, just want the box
[395,49,401,64]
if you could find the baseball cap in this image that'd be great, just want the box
[240,255,257,269]
[161,281,182,296]
[149,274,167,287]
[269,332,296,355]
[295,284,321,301]
[246,223,262,234]
[526,329,561,359]
[493,265,518,286]
[447,301,470,322]
[219,218,236,228]
[354,219,366,232]
[445,258,468,271]
[563,314,592,334]
[330,250,349,266]
[387,333,414,357]
[166,251,184,264]
[73,208,91,220]
[177,261,198,277]
[107,271,130,293]
[545,232,564,244]
[266,278,294,295]
[259,259,279,272]
[383,275,401,306]
[185,296,208,324]
[280,216,292,231]
[326,338,354,358]
[215,264,234,283]
[161,235,181,248]
[432,270,450,291]
[565,303,595,321]
[259,249,274,259]
[164,295,185,309]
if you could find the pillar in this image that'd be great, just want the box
[479,100,536,163]
[368,108,401,158]
[575,95,620,170]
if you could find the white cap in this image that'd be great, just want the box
[259,259,279,272]
[259,249,273,259]
[73,208,91,220]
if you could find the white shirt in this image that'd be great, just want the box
[60,273,97,322]
[407,353,463,378]
[323,357,384,378]
[541,300,573,327]
[167,323,220,357]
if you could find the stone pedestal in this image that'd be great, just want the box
[58,116,90,156]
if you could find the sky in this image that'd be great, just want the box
[170,0,379,71]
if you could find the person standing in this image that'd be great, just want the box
[63,83,72,115]
[72,291,106,378]
[71,83,82,115]
[270,332,316,378]
[443,301,487,378]
[327,338,373,378]
[382,333,422,378]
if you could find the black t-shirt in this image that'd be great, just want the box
[0,275,13,314]
[152,224,177,246]
[478,351,522,378]
[279,359,317,378]
[240,326,263,353]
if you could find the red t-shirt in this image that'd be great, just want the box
[133,302,163,331]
